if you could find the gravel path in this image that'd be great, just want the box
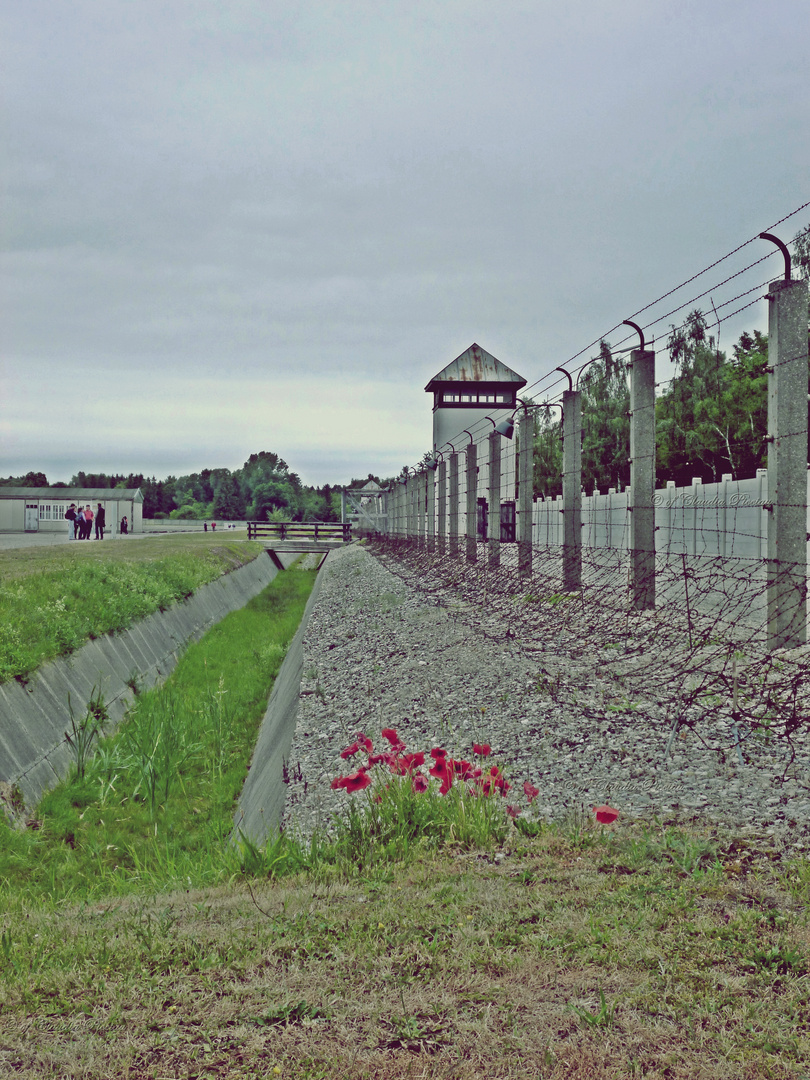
[282,543,810,854]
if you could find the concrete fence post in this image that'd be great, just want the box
[690,478,702,558]
[438,459,447,555]
[421,468,427,548]
[449,452,459,556]
[411,474,419,545]
[629,348,656,609]
[757,468,768,562]
[766,276,809,650]
[466,441,478,563]
[518,408,533,577]
[562,389,582,590]
[720,473,732,559]
[426,466,435,552]
[488,430,501,568]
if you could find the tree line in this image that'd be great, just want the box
[0,454,378,522]
[530,319,775,498]
[530,226,809,499]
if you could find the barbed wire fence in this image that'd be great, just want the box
[363,212,810,772]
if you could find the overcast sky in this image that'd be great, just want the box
[1,0,808,487]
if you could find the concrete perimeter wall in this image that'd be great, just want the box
[0,551,294,810]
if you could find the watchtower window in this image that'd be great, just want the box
[439,389,515,406]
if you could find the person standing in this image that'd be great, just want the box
[82,504,93,539]
[95,503,106,540]
[65,503,77,540]
[120,515,128,535]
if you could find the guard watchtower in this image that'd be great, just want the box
[425,343,527,452]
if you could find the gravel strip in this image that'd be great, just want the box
[282,543,810,854]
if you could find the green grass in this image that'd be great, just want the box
[0,565,317,903]
[0,534,267,682]
[0,816,808,1078]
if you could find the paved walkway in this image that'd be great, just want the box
[0,531,153,551]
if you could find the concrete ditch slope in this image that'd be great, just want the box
[0,551,297,809]
[232,554,329,846]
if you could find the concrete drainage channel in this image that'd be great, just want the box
[0,551,314,814]
[232,557,328,846]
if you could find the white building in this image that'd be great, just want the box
[425,343,527,452]
[0,487,144,535]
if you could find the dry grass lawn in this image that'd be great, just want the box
[2,823,808,1079]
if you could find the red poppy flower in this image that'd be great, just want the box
[454,760,475,779]
[381,728,400,746]
[396,752,424,774]
[334,768,372,793]
[412,772,429,793]
[593,804,619,824]
[523,781,539,804]
[506,805,519,818]
[429,757,453,795]
[430,747,448,760]
[340,741,361,759]
[472,743,491,756]
[355,733,373,753]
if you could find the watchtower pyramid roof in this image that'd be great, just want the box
[425,343,527,390]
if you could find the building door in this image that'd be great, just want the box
[25,504,39,532]
[105,502,118,536]
[499,501,515,543]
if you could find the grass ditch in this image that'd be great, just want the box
[0,534,267,682]
[0,563,318,903]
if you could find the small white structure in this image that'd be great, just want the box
[425,343,527,452]
[342,480,388,536]
[0,487,144,535]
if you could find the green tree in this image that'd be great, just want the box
[212,474,246,520]
[530,405,563,499]
[20,471,49,487]
[240,451,307,520]
[656,314,769,484]
[580,341,630,494]
[793,223,810,282]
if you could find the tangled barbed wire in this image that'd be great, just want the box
[369,535,809,774]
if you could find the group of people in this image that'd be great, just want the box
[66,502,108,540]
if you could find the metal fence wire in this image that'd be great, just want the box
[370,260,809,760]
